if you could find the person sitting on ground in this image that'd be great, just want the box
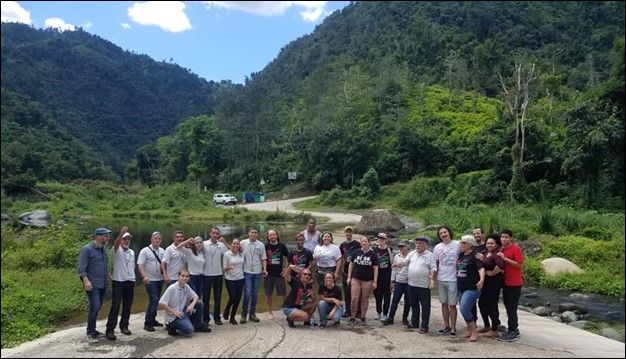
[317,273,344,328]
[158,269,211,336]
[282,265,316,328]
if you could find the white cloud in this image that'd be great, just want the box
[203,1,330,22]
[121,22,131,29]
[128,1,191,33]
[1,1,32,24]
[44,17,76,32]
[81,20,93,29]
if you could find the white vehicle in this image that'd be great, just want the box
[213,193,237,205]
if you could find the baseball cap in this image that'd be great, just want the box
[121,232,132,239]
[377,233,388,239]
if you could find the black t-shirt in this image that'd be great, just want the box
[288,247,314,274]
[456,250,484,291]
[283,277,314,309]
[265,242,289,277]
[318,284,343,304]
[474,243,487,256]
[340,240,362,274]
[351,248,379,282]
[374,246,392,275]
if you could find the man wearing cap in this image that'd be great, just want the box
[382,239,411,326]
[338,226,361,318]
[392,236,437,333]
[105,226,135,340]
[78,227,111,339]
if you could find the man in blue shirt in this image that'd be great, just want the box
[78,227,111,339]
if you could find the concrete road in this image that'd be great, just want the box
[241,196,362,224]
[3,300,624,358]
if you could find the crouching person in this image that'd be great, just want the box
[317,273,344,328]
[282,265,316,328]
[159,269,212,336]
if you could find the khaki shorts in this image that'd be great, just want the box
[437,280,458,305]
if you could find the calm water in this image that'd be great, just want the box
[60,219,343,328]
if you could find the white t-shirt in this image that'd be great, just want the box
[112,247,135,282]
[202,240,228,276]
[433,241,460,281]
[137,245,164,281]
[163,244,186,281]
[313,243,342,268]
[405,249,437,288]
[240,239,267,274]
[302,230,321,253]
[159,282,197,324]
[223,250,245,281]
[180,247,205,276]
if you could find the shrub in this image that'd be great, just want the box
[397,177,451,209]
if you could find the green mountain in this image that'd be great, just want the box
[1,23,221,180]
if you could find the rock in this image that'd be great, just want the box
[518,305,531,312]
[524,292,539,299]
[518,239,542,256]
[560,311,578,323]
[354,209,405,236]
[541,257,584,276]
[600,328,624,342]
[1,213,11,225]
[532,306,548,316]
[551,315,562,322]
[56,219,67,226]
[17,210,52,227]
[559,302,589,314]
[569,293,591,300]
[568,320,589,329]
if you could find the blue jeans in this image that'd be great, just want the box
[459,289,482,322]
[317,300,345,325]
[168,302,204,335]
[408,286,431,330]
[86,287,106,334]
[388,282,410,321]
[242,272,261,315]
[203,275,224,322]
[144,280,163,325]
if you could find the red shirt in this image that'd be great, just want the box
[502,243,524,286]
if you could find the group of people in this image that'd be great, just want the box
[77,218,523,343]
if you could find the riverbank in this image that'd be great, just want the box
[2,300,624,358]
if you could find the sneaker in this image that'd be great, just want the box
[310,319,319,327]
[195,325,212,333]
[214,318,223,325]
[497,330,520,342]
[407,323,419,329]
[497,325,508,333]
[87,331,102,340]
[166,326,178,336]
[418,328,428,334]
[348,318,357,326]
[449,329,457,337]
[229,318,238,325]
[381,318,394,326]
[402,318,409,326]
[152,321,164,327]
[143,325,155,332]
[287,319,295,328]
[120,328,132,336]
[223,311,229,321]
[374,313,382,320]
[249,313,260,322]
[105,331,116,341]
[359,318,366,325]
[437,327,451,335]
[240,314,248,324]
[381,314,389,321]
[319,323,327,329]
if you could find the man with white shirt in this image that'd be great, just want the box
[202,227,229,325]
[239,227,267,323]
[105,227,135,340]
[137,231,165,332]
[433,225,461,337]
[159,269,211,336]
[162,231,186,287]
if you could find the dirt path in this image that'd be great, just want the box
[241,196,362,224]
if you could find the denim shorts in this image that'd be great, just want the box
[283,307,297,317]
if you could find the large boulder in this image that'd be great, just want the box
[354,209,405,236]
[18,210,52,227]
[541,257,583,276]
[1,213,11,225]
[518,239,542,256]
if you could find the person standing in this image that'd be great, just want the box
[472,227,487,255]
[313,232,342,287]
[176,236,206,296]
[338,226,361,318]
[223,239,245,324]
[137,231,165,332]
[373,233,392,321]
[382,239,411,326]
[78,227,111,339]
[158,269,211,336]
[478,234,505,336]
[302,217,321,254]
[497,229,524,342]
[287,232,314,277]
[433,225,461,337]
[347,236,379,325]
[240,227,267,323]
[264,229,289,320]
[162,231,186,287]
[105,227,135,340]
[202,227,228,325]
[457,235,485,342]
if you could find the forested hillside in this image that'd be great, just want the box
[1,23,221,182]
[2,2,624,209]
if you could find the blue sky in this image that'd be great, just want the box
[1,1,350,83]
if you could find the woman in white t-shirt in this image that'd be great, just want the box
[223,239,245,324]
[176,236,206,296]
[313,232,342,287]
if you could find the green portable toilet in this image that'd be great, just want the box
[259,194,265,202]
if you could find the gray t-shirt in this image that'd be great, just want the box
[240,239,267,274]
[159,282,197,324]
[163,244,186,281]
[203,240,228,276]
[223,250,245,281]
[137,245,164,281]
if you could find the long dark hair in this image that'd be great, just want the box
[437,225,454,241]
